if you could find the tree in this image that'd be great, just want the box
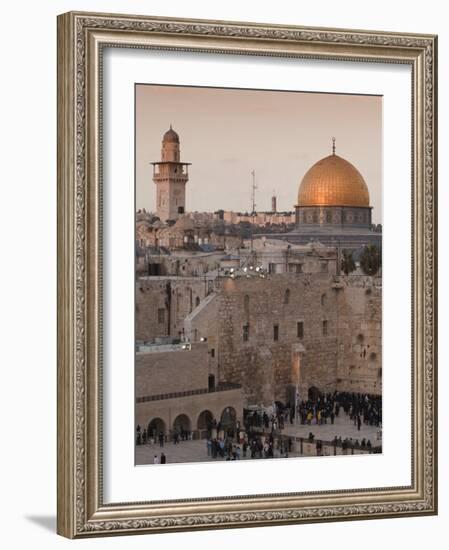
[340,249,356,275]
[360,244,381,275]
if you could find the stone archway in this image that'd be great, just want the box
[197,410,214,439]
[147,417,166,441]
[173,414,192,440]
[220,406,237,437]
[308,386,321,401]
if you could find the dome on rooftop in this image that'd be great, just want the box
[297,153,370,208]
[163,125,179,143]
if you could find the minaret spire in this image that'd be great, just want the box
[151,127,191,222]
[332,136,336,155]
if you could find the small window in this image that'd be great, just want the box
[210,348,215,358]
[297,321,304,339]
[195,296,200,307]
[321,293,326,306]
[322,320,328,336]
[284,289,290,304]
[243,324,250,342]
[157,308,165,324]
[178,206,185,214]
[273,324,279,341]
[244,294,250,315]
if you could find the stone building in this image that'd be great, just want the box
[222,210,295,226]
[265,139,382,251]
[182,272,382,405]
[136,275,217,342]
[239,239,338,275]
[136,132,382,441]
[136,258,382,409]
[151,126,191,222]
[135,342,244,439]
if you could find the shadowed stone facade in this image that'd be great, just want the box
[136,275,216,342]
[136,271,382,408]
[135,343,244,439]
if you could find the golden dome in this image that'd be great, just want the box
[297,154,369,207]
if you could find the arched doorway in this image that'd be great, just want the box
[147,418,166,442]
[173,414,192,440]
[308,386,321,401]
[220,406,237,437]
[197,410,213,439]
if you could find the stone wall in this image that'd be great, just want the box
[136,387,245,437]
[136,343,210,397]
[336,276,382,394]
[136,276,216,342]
[209,274,340,405]
[136,272,382,408]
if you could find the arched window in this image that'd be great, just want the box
[195,296,200,307]
[321,293,326,306]
[284,288,290,304]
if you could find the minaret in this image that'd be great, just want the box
[271,191,277,213]
[151,125,191,222]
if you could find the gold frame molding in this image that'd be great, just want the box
[57,11,438,538]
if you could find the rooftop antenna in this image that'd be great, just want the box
[251,170,257,215]
[332,136,336,155]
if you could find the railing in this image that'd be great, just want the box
[291,436,381,456]
[136,382,242,403]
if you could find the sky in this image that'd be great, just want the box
[136,84,382,224]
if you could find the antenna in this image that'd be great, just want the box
[251,170,257,214]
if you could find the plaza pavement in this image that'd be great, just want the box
[136,414,381,466]
[282,413,381,443]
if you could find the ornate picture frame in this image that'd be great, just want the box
[57,11,437,538]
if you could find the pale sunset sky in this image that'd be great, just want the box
[136,85,382,224]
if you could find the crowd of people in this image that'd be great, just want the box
[293,391,382,430]
[136,425,193,447]
[206,429,294,460]
[307,431,377,454]
[136,391,382,463]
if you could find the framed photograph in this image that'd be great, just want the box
[57,11,437,538]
